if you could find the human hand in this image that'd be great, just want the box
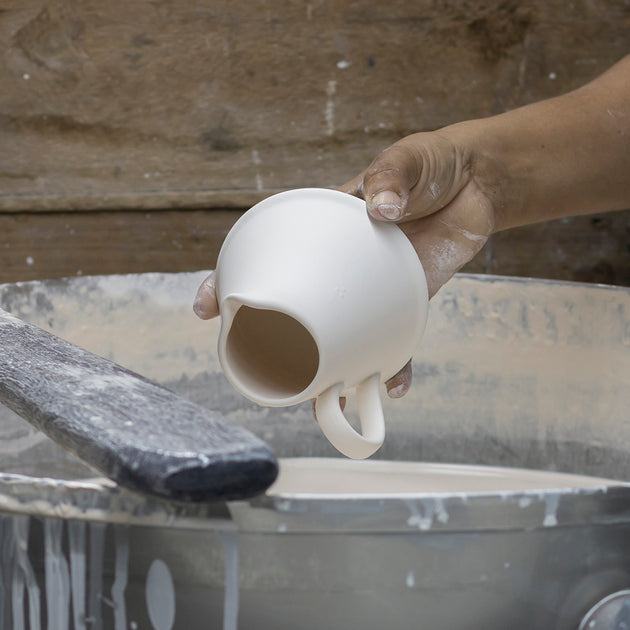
[338,126,498,398]
[194,123,500,404]
[339,128,496,298]
[194,127,497,402]
[196,53,630,407]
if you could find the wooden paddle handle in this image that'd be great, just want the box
[0,309,277,502]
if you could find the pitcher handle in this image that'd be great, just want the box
[315,374,385,459]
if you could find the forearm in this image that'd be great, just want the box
[450,55,630,232]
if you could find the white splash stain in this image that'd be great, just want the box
[275,499,293,512]
[406,500,432,530]
[337,60,351,69]
[11,516,41,630]
[406,570,415,588]
[435,498,449,524]
[518,55,527,89]
[44,519,70,630]
[219,532,239,630]
[112,527,129,630]
[543,494,560,527]
[325,80,337,136]
[145,559,175,630]
[251,149,263,191]
[405,498,448,530]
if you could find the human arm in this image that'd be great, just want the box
[341,54,630,296]
[195,55,630,399]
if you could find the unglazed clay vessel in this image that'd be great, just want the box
[214,188,428,458]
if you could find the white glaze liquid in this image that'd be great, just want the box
[145,558,176,630]
[219,531,239,630]
[4,518,134,629]
[44,519,70,630]
[268,458,620,497]
[68,520,87,630]
[11,516,41,630]
[112,527,129,630]
[88,522,106,630]
[0,460,622,630]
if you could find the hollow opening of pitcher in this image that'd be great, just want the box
[225,305,320,400]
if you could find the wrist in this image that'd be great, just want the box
[438,117,525,234]
[444,56,630,232]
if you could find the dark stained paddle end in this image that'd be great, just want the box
[158,448,278,502]
[0,309,278,503]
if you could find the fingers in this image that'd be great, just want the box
[385,359,413,399]
[193,271,220,320]
[338,172,366,198]
[350,133,472,225]
[363,143,421,221]
[311,360,412,425]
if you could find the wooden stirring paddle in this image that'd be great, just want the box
[0,309,277,502]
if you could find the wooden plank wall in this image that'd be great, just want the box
[0,1,628,286]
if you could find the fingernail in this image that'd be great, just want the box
[388,384,406,399]
[370,191,403,220]
[193,294,213,319]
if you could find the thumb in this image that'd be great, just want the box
[361,133,470,223]
[193,271,220,320]
[362,142,420,221]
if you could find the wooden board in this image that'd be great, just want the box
[0,208,627,288]
[1,0,629,211]
[0,209,241,281]
[0,1,628,289]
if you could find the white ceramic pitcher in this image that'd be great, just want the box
[215,188,428,459]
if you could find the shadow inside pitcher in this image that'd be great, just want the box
[225,306,320,400]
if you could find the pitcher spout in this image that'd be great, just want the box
[217,293,248,360]
[217,295,320,407]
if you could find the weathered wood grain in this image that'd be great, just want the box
[486,212,630,287]
[0,208,627,288]
[0,209,242,282]
[1,0,628,211]
[0,309,278,501]
[0,2,628,285]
